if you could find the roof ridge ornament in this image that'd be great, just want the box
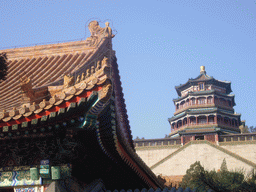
[104,22,115,38]
[20,75,35,104]
[63,74,74,89]
[200,66,206,74]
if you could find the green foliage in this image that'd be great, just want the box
[181,161,208,191]
[220,158,228,172]
[0,53,7,81]
[181,161,256,192]
[240,125,250,133]
[249,126,256,133]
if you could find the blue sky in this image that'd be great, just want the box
[1,0,256,139]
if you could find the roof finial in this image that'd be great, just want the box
[200,66,206,74]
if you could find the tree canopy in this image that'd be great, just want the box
[181,160,256,192]
[249,126,256,133]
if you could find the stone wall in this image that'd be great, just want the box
[135,145,180,167]
[135,139,256,177]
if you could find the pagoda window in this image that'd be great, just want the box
[186,99,189,106]
[190,116,196,125]
[180,101,185,108]
[217,115,222,123]
[198,97,206,105]
[183,118,187,125]
[232,119,235,127]
[177,104,179,110]
[198,116,207,124]
[199,83,204,90]
[191,98,196,105]
[228,100,232,107]
[219,98,226,105]
[177,120,182,128]
[207,96,213,104]
[208,115,215,124]
[224,117,229,125]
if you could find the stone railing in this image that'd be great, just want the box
[134,138,181,148]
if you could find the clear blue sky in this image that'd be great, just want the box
[1,0,256,139]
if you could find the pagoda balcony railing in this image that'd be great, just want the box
[171,122,239,133]
[174,102,233,115]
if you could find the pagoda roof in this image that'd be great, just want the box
[0,21,164,190]
[175,67,232,96]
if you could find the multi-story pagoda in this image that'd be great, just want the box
[168,66,241,143]
[0,21,164,191]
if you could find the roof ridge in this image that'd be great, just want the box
[2,41,97,60]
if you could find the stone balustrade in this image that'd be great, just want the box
[134,133,256,148]
[134,138,181,147]
[219,133,256,142]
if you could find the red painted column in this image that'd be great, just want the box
[214,115,217,124]
[215,134,219,145]
[206,116,209,124]
[181,136,184,146]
